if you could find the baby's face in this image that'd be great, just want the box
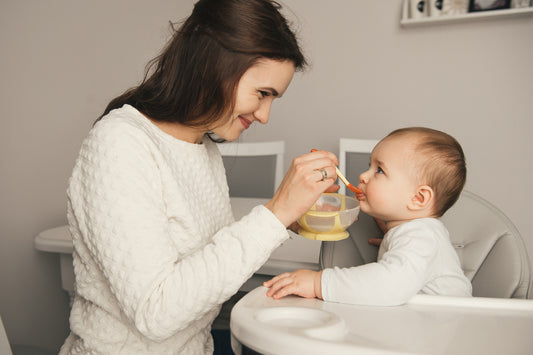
[357,135,420,227]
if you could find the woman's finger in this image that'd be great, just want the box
[324,184,340,193]
[300,149,339,166]
[314,166,339,183]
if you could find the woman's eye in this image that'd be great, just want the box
[258,90,270,98]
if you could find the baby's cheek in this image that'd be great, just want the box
[365,189,388,211]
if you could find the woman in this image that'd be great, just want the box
[60,0,338,354]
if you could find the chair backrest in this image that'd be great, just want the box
[0,315,13,355]
[338,138,378,195]
[441,191,530,298]
[217,141,284,198]
[320,190,531,299]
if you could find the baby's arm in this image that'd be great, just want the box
[264,269,323,300]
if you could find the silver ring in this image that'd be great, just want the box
[319,168,328,181]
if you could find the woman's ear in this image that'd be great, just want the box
[408,185,434,212]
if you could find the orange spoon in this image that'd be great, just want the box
[311,149,363,194]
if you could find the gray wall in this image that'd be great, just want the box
[1,0,532,351]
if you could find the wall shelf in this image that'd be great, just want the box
[401,0,533,26]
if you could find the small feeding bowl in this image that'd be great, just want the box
[298,193,360,241]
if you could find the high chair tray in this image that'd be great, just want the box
[230,286,533,355]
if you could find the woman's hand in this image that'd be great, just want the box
[265,150,339,227]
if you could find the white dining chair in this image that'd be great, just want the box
[0,315,12,355]
[0,313,56,355]
[217,141,284,198]
[338,138,378,195]
[214,141,285,331]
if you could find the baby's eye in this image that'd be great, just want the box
[377,167,384,174]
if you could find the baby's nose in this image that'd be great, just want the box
[359,170,369,183]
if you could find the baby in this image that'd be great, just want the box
[264,127,472,305]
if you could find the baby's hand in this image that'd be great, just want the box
[374,218,388,234]
[368,218,386,247]
[263,269,323,300]
[368,238,382,247]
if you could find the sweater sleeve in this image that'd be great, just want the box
[321,223,439,306]
[68,122,288,341]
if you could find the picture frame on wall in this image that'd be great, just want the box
[510,0,532,8]
[468,0,511,12]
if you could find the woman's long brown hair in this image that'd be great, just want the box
[97,0,306,134]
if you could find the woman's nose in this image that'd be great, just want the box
[254,102,271,124]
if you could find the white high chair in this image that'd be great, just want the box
[230,138,532,354]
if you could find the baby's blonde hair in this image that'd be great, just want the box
[385,127,466,217]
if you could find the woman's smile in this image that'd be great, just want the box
[239,116,253,129]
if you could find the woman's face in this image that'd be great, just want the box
[211,59,295,141]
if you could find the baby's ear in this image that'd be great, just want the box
[408,185,434,211]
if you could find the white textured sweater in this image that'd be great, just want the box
[322,218,472,306]
[60,105,288,354]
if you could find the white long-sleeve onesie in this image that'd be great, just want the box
[60,105,288,354]
[321,218,472,306]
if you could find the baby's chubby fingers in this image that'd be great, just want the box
[263,272,290,287]
[269,283,296,300]
[264,273,293,298]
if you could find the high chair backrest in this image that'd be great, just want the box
[441,190,530,298]
[320,190,531,299]
[217,141,284,198]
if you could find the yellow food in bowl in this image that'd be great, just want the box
[298,193,360,241]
